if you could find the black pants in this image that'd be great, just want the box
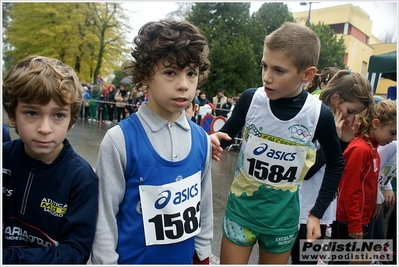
[328,221,370,265]
[107,105,115,122]
[116,107,126,122]
[386,202,397,264]
[290,223,327,264]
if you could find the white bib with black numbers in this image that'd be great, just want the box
[139,171,201,246]
[244,134,307,185]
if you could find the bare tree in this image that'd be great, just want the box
[378,29,397,43]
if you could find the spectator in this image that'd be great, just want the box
[97,92,106,124]
[82,86,91,120]
[212,89,227,116]
[220,95,232,118]
[89,85,100,122]
[114,84,128,122]
[126,88,141,115]
[185,97,199,121]
[227,96,238,119]
[106,85,116,123]
[197,91,210,125]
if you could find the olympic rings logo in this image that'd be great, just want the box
[289,125,310,139]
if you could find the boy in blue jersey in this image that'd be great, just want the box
[2,55,99,264]
[210,22,345,264]
[91,20,213,264]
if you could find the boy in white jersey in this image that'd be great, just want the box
[210,22,344,264]
[91,20,213,264]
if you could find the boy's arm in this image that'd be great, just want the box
[194,134,213,262]
[91,128,127,264]
[3,165,98,264]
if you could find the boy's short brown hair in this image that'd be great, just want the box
[265,22,320,73]
[3,55,82,131]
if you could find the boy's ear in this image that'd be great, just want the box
[193,104,199,112]
[8,116,16,125]
[302,66,317,83]
[141,79,149,86]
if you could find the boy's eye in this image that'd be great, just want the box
[54,113,66,119]
[188,71,197,77]
[165,70,175,76]
[26,111,37,117]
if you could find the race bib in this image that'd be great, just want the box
[139,171,201,245]
[244,134,307,185]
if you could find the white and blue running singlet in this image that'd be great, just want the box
[117,114,207,264]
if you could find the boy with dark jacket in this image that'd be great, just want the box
[2,55,98,264]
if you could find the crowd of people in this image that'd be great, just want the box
[2,19,397,266]
[78,82,148,125]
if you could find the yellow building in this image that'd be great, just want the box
[292,3,397,95]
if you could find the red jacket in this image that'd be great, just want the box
[336,136,380,233]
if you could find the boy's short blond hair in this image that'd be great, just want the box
[264,22,320,73]
[3,55,82,131]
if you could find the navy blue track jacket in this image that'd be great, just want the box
[2,138,98,264]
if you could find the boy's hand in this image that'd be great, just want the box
[210,132,231,162]
[306,214,321,242]
[383,189,395,207]
[372,203,383,220]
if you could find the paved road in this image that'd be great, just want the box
[3,114,261,264]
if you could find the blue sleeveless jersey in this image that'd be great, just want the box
[116,114,208,264]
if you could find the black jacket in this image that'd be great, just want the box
[2,139,98,264]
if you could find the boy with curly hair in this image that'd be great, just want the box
[2,55,98,264]
[91,20,213,264]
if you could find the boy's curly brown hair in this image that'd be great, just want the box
[124,20,211,89]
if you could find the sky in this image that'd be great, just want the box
[122,1,398,41]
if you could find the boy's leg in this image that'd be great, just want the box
[259,248,291,264]
[220,215,256,264]
[220,235,253,264]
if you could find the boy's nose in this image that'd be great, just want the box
[177,76,189,91]
[262,70,272,84]
[37,118,52,134]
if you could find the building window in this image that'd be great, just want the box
[361,61,367,76]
